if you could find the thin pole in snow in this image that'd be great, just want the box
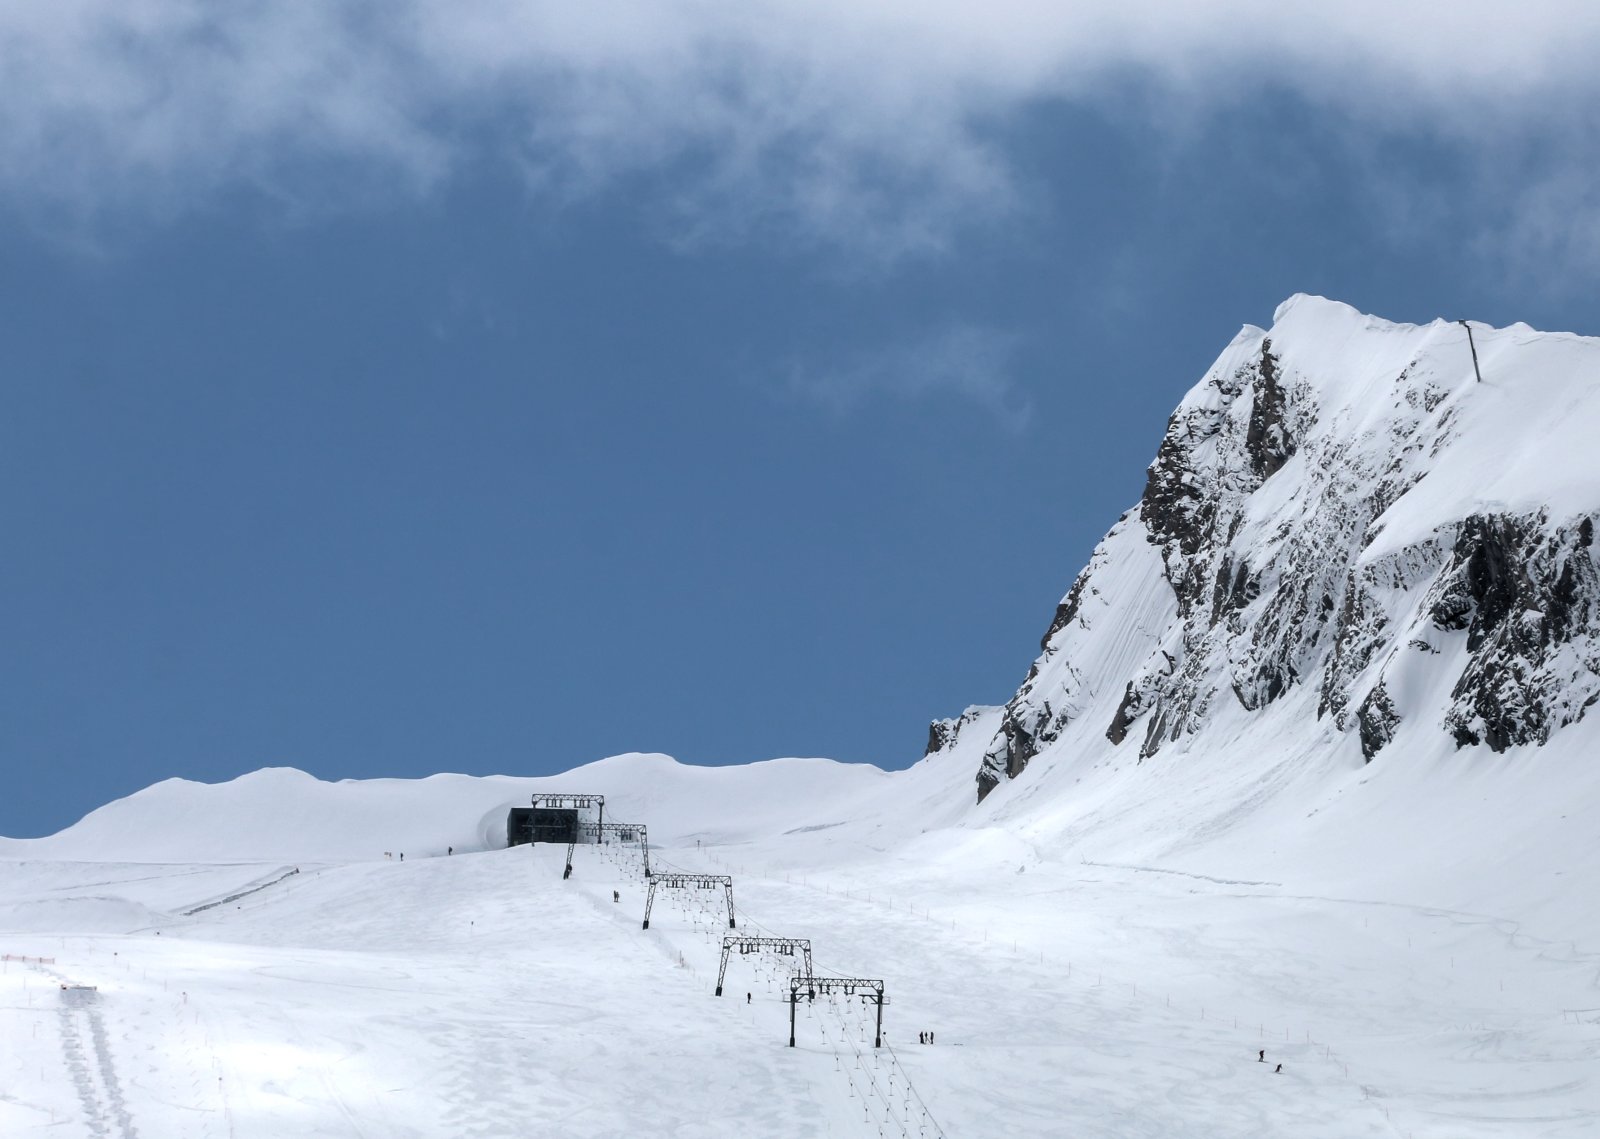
[1458,320,1483,383]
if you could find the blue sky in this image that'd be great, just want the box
[3,3,1599,837]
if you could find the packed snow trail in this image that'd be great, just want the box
[181,867,301,915]
[56,989,110,1139]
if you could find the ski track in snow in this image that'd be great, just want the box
[55,982,138,1139]
[180,867,302,916]
[1084,857,1600,996]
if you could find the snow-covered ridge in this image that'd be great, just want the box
[0,731,1002,861]
[0,757,845,861]
[961,294,1600,799]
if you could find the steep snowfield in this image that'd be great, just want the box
[1231,295,1600,544]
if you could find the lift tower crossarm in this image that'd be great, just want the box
[530,792,606,830]
[715,936,813,996]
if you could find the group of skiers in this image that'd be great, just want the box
[1257,1049,1282,1074]
[918,1031,936,1044]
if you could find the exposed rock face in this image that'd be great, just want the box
[1434,514,1600,749]
[968,295,1600,802]
[1245,340,1295,481]
[925,706,997,757]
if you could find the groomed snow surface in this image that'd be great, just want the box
[4,736,1599,1138]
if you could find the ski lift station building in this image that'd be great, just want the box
[506,793,605,848]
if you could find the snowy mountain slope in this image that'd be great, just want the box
[4,692,1600,1134]
[5,755,1600,1138]
[961,295,1600,801]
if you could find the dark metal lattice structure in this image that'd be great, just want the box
[641,873,735,930]
[575,822,652,878]
[530,793,605,828]
[715,935,812,997]
[788,976,887,1048]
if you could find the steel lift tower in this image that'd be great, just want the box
[641,873,736,930]
[788,977,887,1048]
[715,935,813,997]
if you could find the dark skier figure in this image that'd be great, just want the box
[1258,1050,1265,1063]
[613,890,620,903]
[1274,1064,1282,1074]
[747,992,752,1005]
[448,847,453,856]
[563,862,572,880]
[919,1032,926,1044]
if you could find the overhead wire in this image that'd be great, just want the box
[613,841,945,1135]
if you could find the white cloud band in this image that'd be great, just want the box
[3,2,1598,253]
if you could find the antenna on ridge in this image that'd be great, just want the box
[1458,319,1483,383]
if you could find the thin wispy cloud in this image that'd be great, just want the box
[3,2,1599,264]
[786,325,1029,431]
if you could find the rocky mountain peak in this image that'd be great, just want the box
[933,296,1600,803]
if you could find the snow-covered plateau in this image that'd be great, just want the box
[5,296,1600,1137]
